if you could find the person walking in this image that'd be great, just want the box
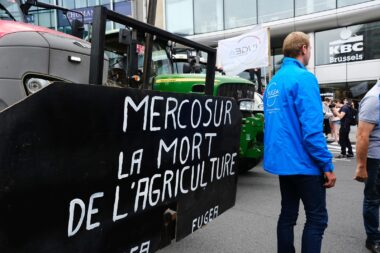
[330,100,342,144]
[263,31,336,253]
[333,98,354,158]
[322,98,333,140]
[354,80,380,253]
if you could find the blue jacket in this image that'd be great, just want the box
[263,57,334,175]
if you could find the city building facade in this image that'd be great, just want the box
[165,0,380,101]
[26,0,153,35]
[27,0,380,102]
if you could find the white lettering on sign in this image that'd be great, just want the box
[329,42,363,54]
[191,205,219,232]
[123,96,149,132]
[157,133,217,169]
[118,149,144,179]
[123,96,232,132]
[67,192,104,237]
[329,53,364,63]
[229,35,261,58]
[328,34,364,63]
[130,240,150,253]
[210,153,238,182]
[165,97,178,130]
[68,199,85,237]
[113,186,128,222]
[150,96,164,131]
[67,94,238,241]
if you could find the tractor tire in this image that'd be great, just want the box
[238,158,262,174]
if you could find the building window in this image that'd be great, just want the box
[38,11,52,27]
[166,0,194,35]
[295,0,336,16]
[194,0,223,34]
[39,0,55,3]
[88,0,99,6]
[224,0,257,29]
[315,20,380,65]
[362,21,380,61]
[272,48,283,74]
[59,0,75,9]
[338,0,373,7]
[258,0,293,23]
[75,0,87,8]
[320,80,377,101]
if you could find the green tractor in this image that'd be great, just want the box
[152,45,264,172]
[105,33,264,173]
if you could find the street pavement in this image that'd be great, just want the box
[161,134,370,253]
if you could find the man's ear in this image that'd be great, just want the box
[301,45,306,55]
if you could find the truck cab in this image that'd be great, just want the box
[0,0,106,111]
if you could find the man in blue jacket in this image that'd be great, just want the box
[264,31,336,253]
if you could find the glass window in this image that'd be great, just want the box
[114,1,132,16]
[338,0,373,7]
[0,1,25,22]
[39,0,55,3]
[194,0,223,34]
[258,0,293,23]
[224,0,257,29]
[75,0,88,8]
[320,80,376,101]
[315,20,380,65]
[362,21,380,61]
[59,0,75,9]
[106,20,112,30]
[295,0,336,16]
[114,22,124,30]
[88,0,99,6]
[272,48,283,74]
[315,27,344,65]
[166,0,194,36]
[38,12,52,27]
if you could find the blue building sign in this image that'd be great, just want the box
[57,1,132,27]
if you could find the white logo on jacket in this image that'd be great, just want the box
[266,82,280,110]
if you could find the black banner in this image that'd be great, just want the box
[0,83,241,253]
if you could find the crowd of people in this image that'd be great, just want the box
[322,97,357,158]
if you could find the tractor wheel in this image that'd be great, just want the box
[238,158,262,174]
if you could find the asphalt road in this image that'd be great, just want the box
[160,141,369,253]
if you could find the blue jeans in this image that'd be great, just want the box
[278,175,328,253]
[363,158,380,243]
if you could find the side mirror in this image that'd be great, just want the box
[71,19,84,39]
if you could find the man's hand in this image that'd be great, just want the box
[324,172,336,188]
[355,121,375,183]
[354,165,368,182]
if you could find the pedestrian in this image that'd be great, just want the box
[333,98,354,158]
[322,98,333,140]
[263,31,336,253]
[354,80,380,253]
[330,100,341,143]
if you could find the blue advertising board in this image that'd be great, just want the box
[58,1,132,27]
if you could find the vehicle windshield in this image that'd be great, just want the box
[0,0,24,22]
[254,93,264,112]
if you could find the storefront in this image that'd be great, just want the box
[315,20,380,102]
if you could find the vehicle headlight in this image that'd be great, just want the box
[25,78,53,94]
[239,100,255,112]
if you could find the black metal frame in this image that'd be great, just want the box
[89,6,216,95]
